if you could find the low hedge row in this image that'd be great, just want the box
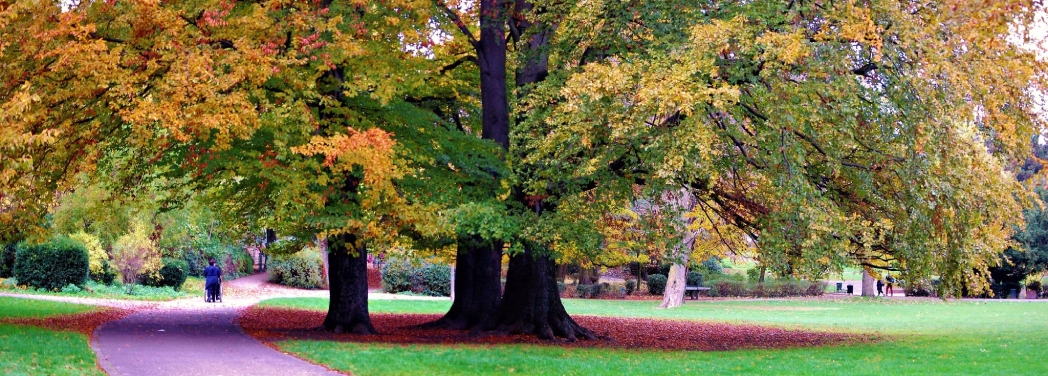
[707,280,825,298]
[381,259,450,296]
[12,237,90,291]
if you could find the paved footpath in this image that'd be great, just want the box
[92,273,344,376]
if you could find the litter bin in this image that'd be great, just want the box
[836,282,843,292]
[1009,289,1018,299]
[846,285,854,294]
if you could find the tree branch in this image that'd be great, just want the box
[435,1,479,48]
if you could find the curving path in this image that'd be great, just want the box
[91,273,344,376]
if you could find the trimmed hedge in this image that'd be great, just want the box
[270,250,326,289]
[380,258,451,296]
[647,274,667,295]
[707,280,826,298]
[13,237,90,291]
[144,258,189,291]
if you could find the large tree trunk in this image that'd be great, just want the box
[861,268,876,297]
[477,0,509,149]
[659,188,699,309]
[480,243,595,341]
[424,236,502,330]
[322,234,376,334]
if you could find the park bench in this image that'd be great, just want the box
[685,285,710,299]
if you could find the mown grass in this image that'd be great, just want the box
[262,297,1048,375]
[0,297,105,376]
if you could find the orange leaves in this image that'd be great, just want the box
[292,127,399,181]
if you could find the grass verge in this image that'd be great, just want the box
[0,297,106,376]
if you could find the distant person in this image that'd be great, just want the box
[876,279,884,296]
[205,259,222,303]
[886,275,895,296]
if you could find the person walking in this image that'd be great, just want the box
[886,275,895,296]
[876,278,884,296]
[205,259,222,303]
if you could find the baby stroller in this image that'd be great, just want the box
[205,281,222,303]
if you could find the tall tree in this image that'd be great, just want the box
[522,0,1047,298]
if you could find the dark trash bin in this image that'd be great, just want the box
[846,285,854,294]
[836,282,843,292]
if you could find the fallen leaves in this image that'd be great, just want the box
[0,308,136,335]
[239,306,869,351]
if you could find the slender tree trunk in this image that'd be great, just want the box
[659,188,698,309]
[556,264,568,283]
[322,234,376,334]
[424,236,502,330]
[861,268,876,297]
[480,242,595,341]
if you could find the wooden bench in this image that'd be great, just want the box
[685,285,710,299]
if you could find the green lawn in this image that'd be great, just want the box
[261,297,1048,375]
[0,297,105,376]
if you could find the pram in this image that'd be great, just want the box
[205,281,222,303]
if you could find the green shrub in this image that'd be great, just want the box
[92,260,118,285]
[418,262,451,296]
[708,280,825,298]
[380,258,451,296]
[557,281,567,293]
[380,259,415,293]
[0,243,16,278]
[647,274,667,295]
[13,237,90,291]
[144,258,189,291]
[270,249,326,289]
[1027,280,1042,292]
[60,283,82,293]
[624,279,636,295]
[686,271,703,286]
[184,241,253,279]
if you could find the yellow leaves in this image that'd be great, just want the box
[755,30,811,66]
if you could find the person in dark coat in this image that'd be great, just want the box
[205,259,222,303]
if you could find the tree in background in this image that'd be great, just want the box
[989,189,1048,296]
[110,221,162,294]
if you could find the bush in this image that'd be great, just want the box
[701,257,724,274]
[380,259,415,293]
[184,240,253,279]
[13,237,90,291]
[1027,280,1042,293]
[144,258,189,291]
[418,263,451,296]
[707,280,824,298]
[270,249,326,289]
[68,232,108,277]
[576,283,609,299]
[647,274,667,295]
[686,271,703,286]
[380,258,451,296]
[624,279,636,295]
[0,243,16,278]
[557,281,567,293]
[110,223,162,292]
[94,261,118,285]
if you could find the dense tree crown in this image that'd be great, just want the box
[2,0,1048,315]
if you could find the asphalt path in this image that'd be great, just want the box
[91,274,345,376]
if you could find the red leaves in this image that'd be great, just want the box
[240,307,863,351]
[0,308,136,335]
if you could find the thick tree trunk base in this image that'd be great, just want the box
[478,244,596,341]
[422,237,502,330]
[322,235,377,335]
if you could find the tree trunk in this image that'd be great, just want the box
[424,236,502,330]
[578,267,591,286]
[556,264,568,283]
[659,188,698,309]
[480,243,595,341]
[660,263,688,308]
[477,0,509,149]
[322,234,376,334]
[861,268,876,297]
